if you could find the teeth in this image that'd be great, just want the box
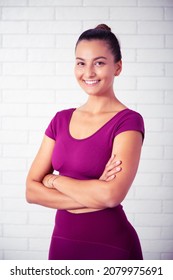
[84,80,99,85]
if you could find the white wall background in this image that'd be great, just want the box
[0,0,173,260]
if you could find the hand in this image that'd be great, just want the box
[42,174,58,188]
[99,154,122,182]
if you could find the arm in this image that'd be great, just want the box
[26,135,85,210]
[46,131,143,209]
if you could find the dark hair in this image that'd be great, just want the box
[75,24,122,63]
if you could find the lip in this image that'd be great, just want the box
[83,80,100,85]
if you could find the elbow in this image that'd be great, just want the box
[103,183,126,209]
[25,179,35,204]
[25,186,34,204]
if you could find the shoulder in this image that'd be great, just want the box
[52,108,75,120]
[114,108,145,140]
[45,108,75,140]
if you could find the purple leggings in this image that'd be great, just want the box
[48,205,143,260]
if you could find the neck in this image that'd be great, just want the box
[81,94,121,114]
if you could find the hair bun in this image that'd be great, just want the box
[95,24,111,32]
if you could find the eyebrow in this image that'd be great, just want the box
[76,56,107,61]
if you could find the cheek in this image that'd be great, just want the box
[74,67,83,80]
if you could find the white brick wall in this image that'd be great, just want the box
[0,0,173,260]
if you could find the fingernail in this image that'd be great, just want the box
[116,167,121,171]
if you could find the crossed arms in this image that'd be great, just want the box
[26,130,142,211]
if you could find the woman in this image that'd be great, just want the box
[26,24,145,260]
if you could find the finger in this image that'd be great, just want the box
[106,161,122,173]
[106,154,115,166]
[109,166,122,176]
[105,174,116,181]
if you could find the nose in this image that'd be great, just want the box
[84,64,96,78]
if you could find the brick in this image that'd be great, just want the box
[138,21,173,34]
[133,173,162,186]
[56,34,77,49]
[0,211,27,224]
[136,227,161,239]
[3,62,55,76]
[2,7,54,20]
[0,158,26,171]
[118,90,164,104]
[135,213,173,227]
[0,77,27,89]
[3,224,52,238]
[0,131,27,144]
[135,186,173,200]
[164,147,173,159]
[0,22,27,34]
[84,0,137,6]
[3,35,55,48]
[141,239,173,253]
[28,211,55,225]
[164,119,173,131]
[163,201,173,213]
[0,238,27,250]
[56,7,109,20]
[124,200,162,213]
[0,104,27,116]
[29,21,82,34]
[137,49,173,62]
[3,144,37,158]
[165,63,173,76]
[138,105,173,118]
[142,146,163,159]
[161,227,173,239]
[165,7,173,20]
[140,159,173,172]
[2,90,55,103]
[123,63,164,76]
[0,0,27,6]
[121,35,164,48]
[4,250,47,260]
[0,49,26,62]
[56,62,74,76]
[110,7,163,20]
[137,77,173,90]
[144,118,163,131]
[0,185,25,198]
[138,0,173,6]
[165,91,173,104]
[28,48,73,62]
[2,117,48,130]
[29,0,82,6]
[28,76,77,90]
[115,77,136,90]
[161,253,173,260]
[29,238,50,251]
[162,174,173,186]
[166,35,173,47]
[83,21,137,35]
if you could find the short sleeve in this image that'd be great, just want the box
[114,110,145,141]
[45,112,59,140]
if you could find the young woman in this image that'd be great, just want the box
[26,24,145,260]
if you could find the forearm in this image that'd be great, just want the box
[53,175,114,209]
[26,180,85,210]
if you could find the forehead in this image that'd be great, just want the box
[75,40,112,59]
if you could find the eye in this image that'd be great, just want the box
[95,61,105,66]
[76,61,85,67]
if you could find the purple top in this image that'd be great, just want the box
[45,108,144,180]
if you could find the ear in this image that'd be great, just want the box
[114,60,122,76]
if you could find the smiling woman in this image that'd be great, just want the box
[26,24,145,260]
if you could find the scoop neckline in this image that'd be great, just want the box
[68,107,129,141]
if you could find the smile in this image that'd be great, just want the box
[84,80,100,85]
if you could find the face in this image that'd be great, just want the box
[74,40,122,97]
